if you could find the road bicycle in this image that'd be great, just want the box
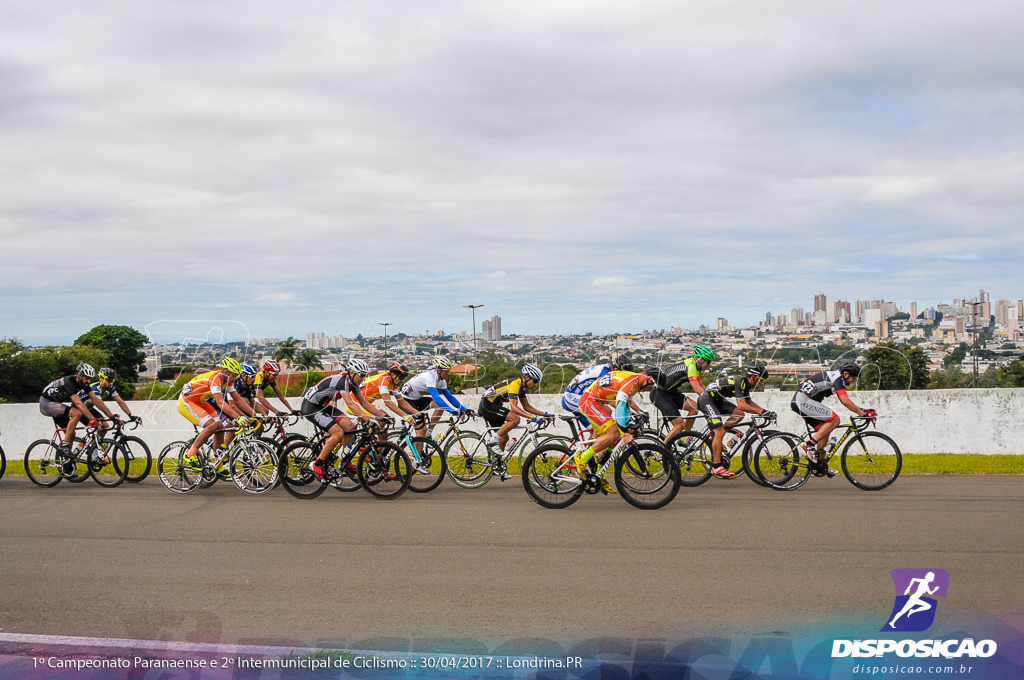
[103,416,151,483]
[24,420,130,488]
[520,413,681,510]
[157,420,279,495]
[388,419,447,493]
[753,415,902,491]
[445,417,565,489]
[663,414,794,487]
[278,421,412,500]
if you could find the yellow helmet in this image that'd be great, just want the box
[221,357,242,374]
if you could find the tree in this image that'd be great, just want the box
[999,360,1024,387]
[860,342,930,390]
[74,325,149,393]
[0,338,107,403]
[293,349,322,371]
[273,337,301,367]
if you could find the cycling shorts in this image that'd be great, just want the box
[651,388,693,420]
[578,393,618,435]
[178,397,219,428]
[39,397,73,428]
[403,395,435,413]
[695,392,736,429]
[300,399,349,432]
[478,397,510,429]
[791,393,838,429]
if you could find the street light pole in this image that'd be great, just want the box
[379,322,392,362]
[463,304,483,369]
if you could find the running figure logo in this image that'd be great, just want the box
[881,568,950,632]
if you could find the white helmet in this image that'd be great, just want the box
[521,364,542,381]
[432,356,454,370]
[346,358,369,376]
[76,362,96,378]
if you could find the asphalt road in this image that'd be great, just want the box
[0,474,1021,652]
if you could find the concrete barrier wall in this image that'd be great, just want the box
[2,388,1022,457]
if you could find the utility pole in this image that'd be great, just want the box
[379,322,392,362]
[972,301,984,386]
[463,304,484,374]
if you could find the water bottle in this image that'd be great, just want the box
[828,436,838,451]
[505,437,518,453]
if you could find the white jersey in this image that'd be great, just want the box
[561,364,611,412]
[401,369,448,400]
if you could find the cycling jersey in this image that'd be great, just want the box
[302,372,360,407]
[253,370,279,394]
[181,370,236,402]
[704,375,756,404]
[561,364,611,412]
[578,371,646,433]
[79,381,119,408]
[482,377,529,404]
[400,369,466,413]
[360,372,399,401]
[233,376,256,401]
[660,358,703,393]
[796,371,848,402]
[42,375,83,403]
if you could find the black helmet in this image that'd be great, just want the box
[611,354,633,372]
[388,361,409,378]
[836,359,860,377]
[644,364,666,388]
[747,363,769,379]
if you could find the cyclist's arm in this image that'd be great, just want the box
[353,391,389,420]
[837,391,866,416]
[427,386,464,413]
[265,383,295,412]
[112,393,134,419]
[688,376,707,395]
[212,391,242,419]
[71,392,100,420]
[379,395,409,418]
[735,397,769,416]
[340,391,372,421]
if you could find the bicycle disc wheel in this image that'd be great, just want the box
[615,442,681,510]
[120,435,152,483]
[666,431,712,487]
[156,441,203,494]
[520,443,583,509]
[841,431,902,491]
[444,432,493,489]
[278,440,328,499]
[754,434,808,491]
[356,441,412,499]
[405,437,446,493]
[230,439,279,494]
[91,439,130,487]
[24,440,64,487]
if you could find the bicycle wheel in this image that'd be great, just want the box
[356,441,412,499]
[516,434,571,472]
[754,434,808,491]
[90,439,130,487]
[156,441,203,494]
[121,435,152,483]
[841,431,902,491]
[65,439,93,483]
[520,443,584,509]
[0,444,6,480]
[230,439,279,494]
[331,446,363,493]
[24,440,64,487]
[615,442,681,510]
[741,430,786,487]
[444,432,493,488]
[665,431,712,487]
[405,437,446,493]
[278,440,328,499]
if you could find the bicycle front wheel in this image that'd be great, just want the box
[24,440,64,487]
[615,442,681,510]
[444,433,493,489]
[121,435,152,483]
[841,431,902,491]
[91,439,130,487]
[278,440,328,499]
[0,444,6,480]
[230,439,279,494]
[356,442,412,500]
[521,443,583,509]
[156,441,203,494]
[405,437,446,493]
[666,431,712,487]
[753,434,808,491]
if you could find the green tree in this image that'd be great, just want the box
[998,360,1024,387]
[0,339,108,402]
[74,324,149,393]
[293,349,323,371]
[860,342,930,390]
[273,337,301,367]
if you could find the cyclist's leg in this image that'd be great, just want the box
[697,393,732,476]
[651,388,685,444]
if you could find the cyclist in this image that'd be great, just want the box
[479,364,553,459]
[79,367,141,437]
[647,345,716,443]
[792,358,876,467]
[39,362,103,453]
[359,362,413,422]
[560,355,633,429]
[696,363,776,479]
[177,358,256,473]
[224,362,263,440]
[397,357,473,437]
[252,359,295,416]
[300,358,394,481]
[573,369,656,494]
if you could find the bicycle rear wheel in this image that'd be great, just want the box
[24,440,64,487]
[753,434,808,491]
[615,442,681,510]
[278,440,329,499]
[230,439,279,494]
[121,435,152,483]
[0,444,6,480]
[520,443,583,509]
[356,442,412,499]
[741,430,786,487]
[91,439,130,487]
[157,441,203,494]
[405,437,446,493]
[444,433,493,488]
[666,431,712,487]
[841,431,902,491]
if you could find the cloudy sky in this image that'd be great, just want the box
[2,0,1023,345]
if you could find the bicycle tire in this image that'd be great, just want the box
[356,441,412,499]
[444,432,493,488]
[841,431,902,491]
[278,440,329,499]
[753,433,808,491]
[120,434,152,483]
[615,441,681,510]
[520,443,583,509]
[156,441,204,494]
[666,431,712,487]
[24,440,64,487]
[330,446,363,493]
[0,444,6,481]
[516,434,572,472]
[90,439,130,487]
[230,439,279,494]
[405,437,446,493]
[741,430,786,487]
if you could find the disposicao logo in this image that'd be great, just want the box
[882,568,949,632]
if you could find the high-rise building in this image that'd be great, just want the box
[480,319,491,342]
[814,293,827,313]
[909,301,918,320]
[791,306,804,325]
[489,315,502,341]
[1008,307,1020,342]
[995,299,1012,326]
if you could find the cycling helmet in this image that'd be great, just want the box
[521,364,542,382]
[694,345,716,362]
[98,367,116,381]
[387,362,409,378]
[644,364,667,388]
[836,358,861,377]
[241,362,259,376]
[221,357,242,374]
[346,358,370,376]
[747,363,769,379]
[261,359,281,374]
[432,356,454,370]
[76,362,96,378]
[610,354,633,372]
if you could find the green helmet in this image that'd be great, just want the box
[221,357,242,374]
[693,345,716,362]
[432,356,454,370]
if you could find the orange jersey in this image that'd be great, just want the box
[580,370,646,405]
[180,370,234,402]
[360,372,399,401]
